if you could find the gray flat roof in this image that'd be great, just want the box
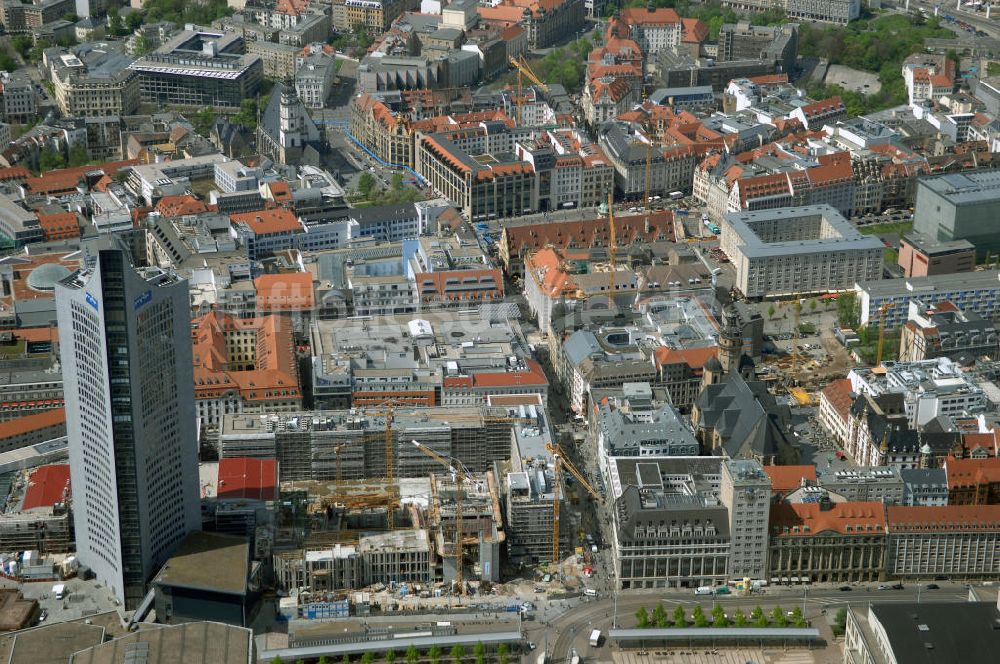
[858,270,1000,297]
[725,205,883,258]
[869,602,1000,664]
[901,230,976,254]
[918,169,1000,204]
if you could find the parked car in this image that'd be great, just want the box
[839,586,852,592]
[925,583,940,590]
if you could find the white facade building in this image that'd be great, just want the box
[55,237,201,609]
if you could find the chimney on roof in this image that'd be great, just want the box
[818,494,833,512]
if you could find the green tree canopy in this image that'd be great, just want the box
[635,606,649,628]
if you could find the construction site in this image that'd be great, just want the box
[264,395,609,610]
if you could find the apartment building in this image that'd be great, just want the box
[857,270,1000,330]
[247,40,300,80]
[0,73,36,123]
[337,0,407,34]
[900,299,1000,363]
[295,46,337,109]
[721,205,883,299]
[902,53,956,107]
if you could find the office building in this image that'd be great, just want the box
[46,43,140,117]
[897,231,975,278]
[783,0,859,25]
[913,170,1000,257]
[886,505,1000,578]
[129,29,263,109]
[848,357,987,429]
[479,0,585,49]
[819,467,904,504]
[768,500,887,584]
[415,129,536,221]
[55,236,201,608]
[720,459,771,581]
[607,456,731,589]
[857,270,1000,329]
[721,205,883,299]
[844,601,1000,664]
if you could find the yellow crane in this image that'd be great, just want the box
[509,56,549,126]
[334,443,346,483]
[545,443,601,564]
[411,440,468,595]
[607,191,617,306]
[875,302,895,366]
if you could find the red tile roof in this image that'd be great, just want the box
[22,464,71,510]
[0,408,65,440]
[471,359,548,388]
[770,501,887,537]
[821,378,854,424]
[621,6,681,25]
[156,194,209,217]
[945,457,1000,489]
[230,208,304,236]
[217,458,278,501]
[763,465,818,494]
[35,211,80,241]
[254,273,315,311]
[652,346,718,370]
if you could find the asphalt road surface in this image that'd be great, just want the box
[525,582,973,662]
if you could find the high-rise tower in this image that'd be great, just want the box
[55,236,200,609]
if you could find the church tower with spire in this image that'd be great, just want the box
[718,304,743,374]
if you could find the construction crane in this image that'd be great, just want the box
[607,191,617,307]
[354,402,402,529]
[545,443,601,502]
[509,56,549,126]
[545,443,601,565]
[875,302,895,366]
[334,443,346,483]
[411,440,468,595]
[779,296,802,382]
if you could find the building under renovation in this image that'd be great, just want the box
[219,406,530,482]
